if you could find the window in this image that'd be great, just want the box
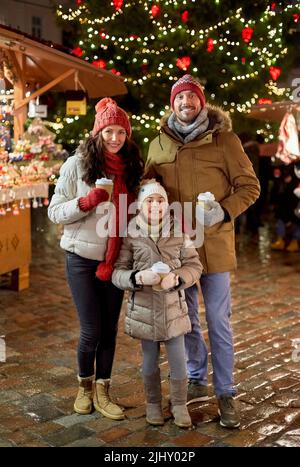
[32,16,42,39]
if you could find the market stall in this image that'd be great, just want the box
[0,25,127,290]
[247,100,300,163]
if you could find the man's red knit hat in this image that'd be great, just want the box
[170,74,206,109]
[92,98,132,138]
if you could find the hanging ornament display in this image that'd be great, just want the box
[151,4,161,18]
[71,47,83,57]
[12,203,20,216]
[269,66,281,81]
[181,10,189,23]
[207,38,214,53]
[176,56,191,71]
[113,0,124,11]
[276,112,300,164]
[92,59,107,69]
[242,27,254,43]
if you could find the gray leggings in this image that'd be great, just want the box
[141,335,187,379]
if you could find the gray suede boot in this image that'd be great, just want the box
[169,378,192,428]
[143,370,164,426]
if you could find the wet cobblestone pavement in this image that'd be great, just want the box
[0,208,300,447]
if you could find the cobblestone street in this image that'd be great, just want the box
[0,208,300,447]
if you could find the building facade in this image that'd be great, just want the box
[0,0,70,45]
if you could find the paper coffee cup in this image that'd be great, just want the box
[197,192,215,211]
[151,261,171,291]
[95,178,113,198]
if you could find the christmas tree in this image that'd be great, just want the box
[55,0,300,153]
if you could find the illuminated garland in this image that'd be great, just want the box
[55,0,300,144]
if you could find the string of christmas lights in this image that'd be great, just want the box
[55,0,300,146]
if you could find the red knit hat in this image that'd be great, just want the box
[170,74,206,109]
[92,97,132,138]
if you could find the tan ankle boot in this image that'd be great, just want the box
[74,375,94,415]
[93,378,124,420]
[286,239,299,252]
[170,378,192,428]
[271,237,285,250]
[143,370,164,426]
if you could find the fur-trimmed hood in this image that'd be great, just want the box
[160,103,232,136]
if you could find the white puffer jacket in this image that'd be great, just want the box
[48,153,110,260]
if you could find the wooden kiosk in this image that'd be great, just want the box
[0,26,127,290]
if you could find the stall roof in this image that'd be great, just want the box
[0,25,127,98]
[247,100,300,122]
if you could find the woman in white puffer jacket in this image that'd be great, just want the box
[48,98,144,419]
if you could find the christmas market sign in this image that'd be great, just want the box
[66,90,87,116]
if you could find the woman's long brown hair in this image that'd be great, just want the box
[79,132,144,195]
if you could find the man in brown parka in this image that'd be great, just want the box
[145,74,260,428]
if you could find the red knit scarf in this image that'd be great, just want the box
[96,151,135,281]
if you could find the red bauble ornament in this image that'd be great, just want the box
[151,4,161,17]
[241,57,246,63]
[92,59,107,69]
[113,0,123,11]
[176,56,191,71]
[258,98,273,105]
[242,27,254,43]
[207,38,214,53]
[76,0,83,5]
[293,14,300,23]
[181,10,189,23]
[110,69,121,76]
[271,2,276,11]
[269,66,281,81]
[71,47,83,57]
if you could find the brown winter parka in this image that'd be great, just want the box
[145,104,261,273]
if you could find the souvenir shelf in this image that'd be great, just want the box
[0,119,67,291]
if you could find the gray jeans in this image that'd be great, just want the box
[141,335,187,379]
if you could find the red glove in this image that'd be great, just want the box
[78,188,109,212]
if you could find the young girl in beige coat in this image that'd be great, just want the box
[112,180,202,428]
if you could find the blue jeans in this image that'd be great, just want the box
[184,273,236,397]
[66,252,124,380]
[276,219,300,240]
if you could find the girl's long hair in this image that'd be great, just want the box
[79,132,144,195]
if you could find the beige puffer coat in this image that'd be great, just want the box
[112,219,203,341]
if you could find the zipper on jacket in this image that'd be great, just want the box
[130,291,135,311]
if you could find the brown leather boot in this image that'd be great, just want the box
[74,375,94,415]
[143,370,164,426]
[93,378,124,420]
[170,378,192,428]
